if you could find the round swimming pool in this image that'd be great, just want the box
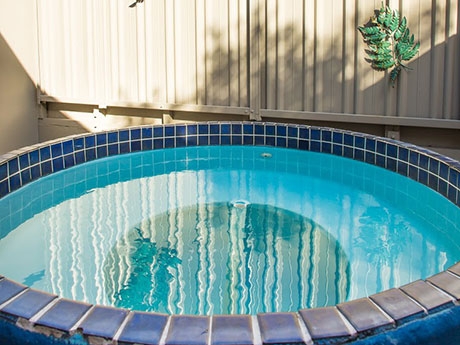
[0,122,460,345]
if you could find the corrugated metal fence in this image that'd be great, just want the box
[36,0,459,125]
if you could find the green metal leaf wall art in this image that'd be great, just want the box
[358,3,420,87]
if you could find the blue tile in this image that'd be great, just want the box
[119,130,130,142]
[221,136,231,145]
[41,161,52,176]
[429,158,440,175]
[439,163,449,181]
[36,299,92,332]
[97,146,108,158]
[120,142,131,154]
[199,136,209,146]
[211,315,253,345]
[0,279,26,305]
[154,139,164,149]
[288,126,298,138]
[85,136,96,148]
[243,124,254,135]
[321,142,332,154]
[265,125,275,136]
[142,140,153,151]
[176,137,187,147]
[109,144,119,156]
[299,128,309,140]
[255,124,265,135]
[354,149,364,161]
[419,169,428,185]
[321,129,332,142]
[188,124,198,135]
[311,129,320,141]
[165,138,175,148]
[165,315,209,345]
[79,305,128,338]
[220,124,230,135]
[243,136,254,145]
[73,138,84,150]
[187,136,198,147]
[428,174,438,190]
[131,129,141,140]
[0,163,7,181]
[288,139,298,149]
[210,136,220,145]
[387,144,397,158]
[29,150,40,165]
[399,147,409,162]
[332,132,343,144]
[9,173,21,191]
[118,312,168,345]
[386,158,397,172]
[108,131,119,143]
[142,127,153,139]
[199,124,209,135]
[419,155,429,170]
[344,146,353,159]
[439,180,448,197]
[30,165,41,180]
[365,152,375,165]
[397,161,408,176]
[276,125,287,137]
[85,148,96,161]
[376,141,386,155]
[154,127,164,137]
[8,158,19,175]
[21,169,31,185]
[409,151,419,165]
[232,123,242,134]
[232,136,242,145]
[51,143,63,158]
[64,154,75,168]
[449,169,459,186]
[62,140,73,155]
[19,154,29,170]
[165,126,175,137]
[131,141,142,152]
[344,133,353,146]
[176,125,187,136]
[333,144,343,156]
[255,136,265,146]
[1,180,9,198]
[376,154,385,168]
[365,138,376,151]
[96,133,107,146]
[355,136,365,149]
[276,137,286,148]
[52,158,64,172]
[1,289,56,320]
[40,146,51,161]
[257,313,304,344]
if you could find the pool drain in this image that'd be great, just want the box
[261,152,272,158]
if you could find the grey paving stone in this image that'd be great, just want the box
[428,272,460,300]
[211,315,253,345]
[300,307,355,341]
[165,315,210,345]
[257,312,304,344]
[36,298,92,332]
[401,280,454,313]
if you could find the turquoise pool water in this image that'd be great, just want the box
[0,145,459,315]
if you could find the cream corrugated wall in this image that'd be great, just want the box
[36,0,458,119]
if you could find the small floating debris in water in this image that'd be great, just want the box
[232,200,250,209]
[261,152,272,158]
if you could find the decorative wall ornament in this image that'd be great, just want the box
[358,3,420,87]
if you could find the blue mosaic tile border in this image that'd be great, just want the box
[1,121,460,345]
[1,122,459,206]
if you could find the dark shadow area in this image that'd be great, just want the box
[0,34,39,154]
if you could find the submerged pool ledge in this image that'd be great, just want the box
[0,121,460,345]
